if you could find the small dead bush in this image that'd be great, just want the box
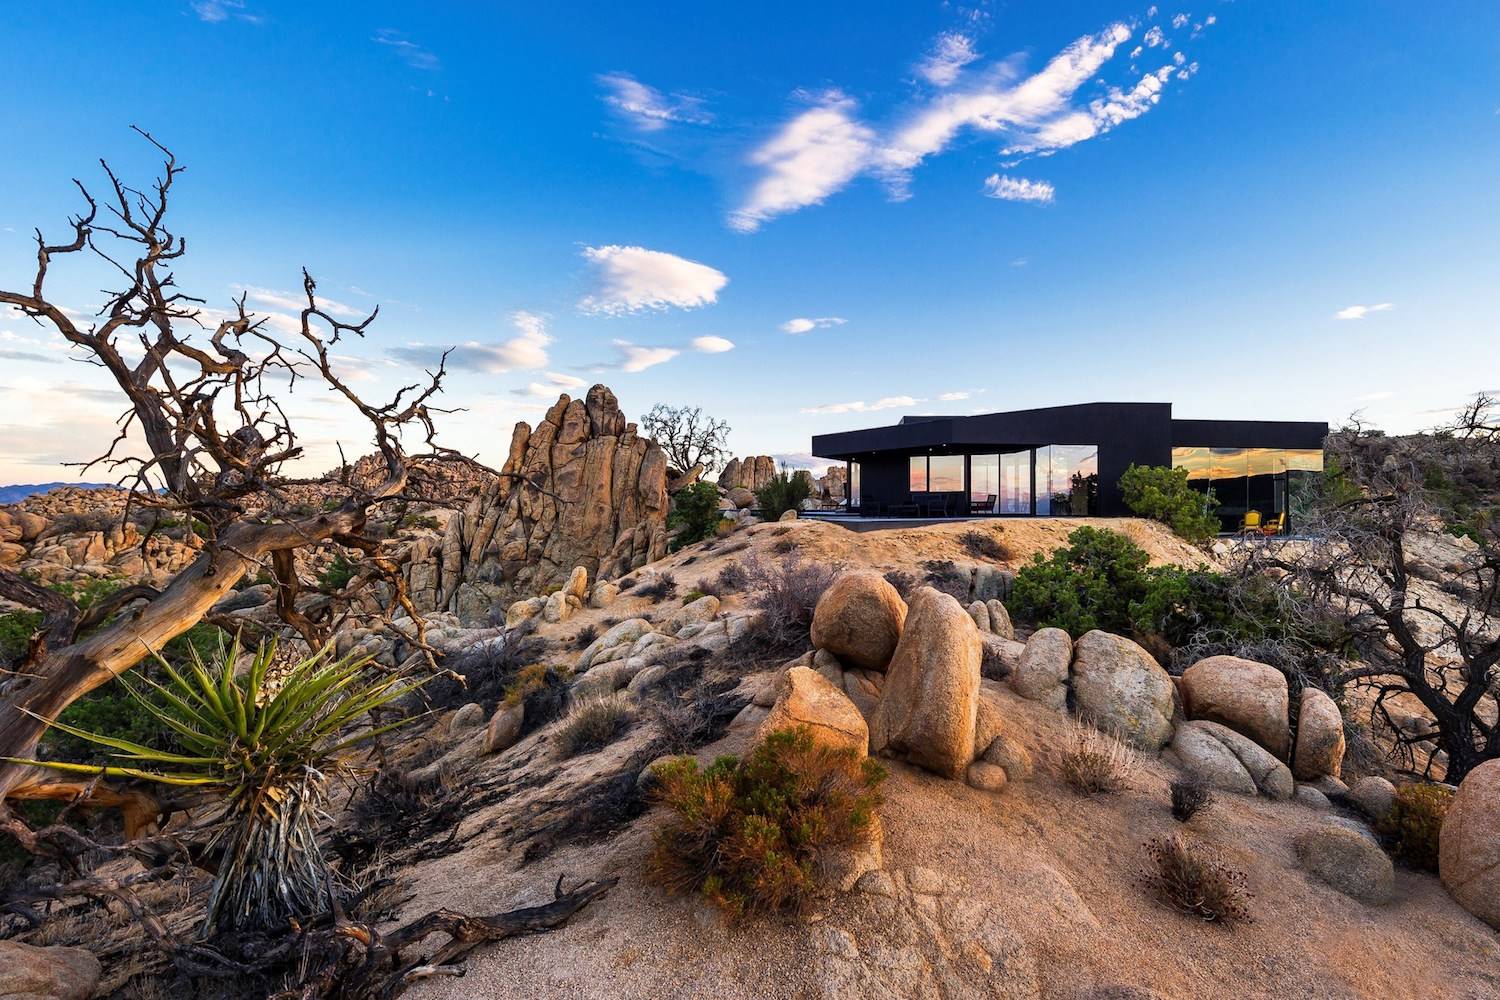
[1141,833,1253,925]
[883,568,921,598]
[555,695,634,757]
[734,553,840,661]
[772,537,797,555]
[959,529,1008,561]
[921,559,972,603]
[1377,783,1452,872]
[715,562,750,593]
[634,572,678,602]
[1056,717,1137,794]
[1170,774,1213,822]
[573,623,599,649]
[647,726,886,921]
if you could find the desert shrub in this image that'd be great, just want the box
[1056,717,1137,794]
[919,559,972,603]
[647,726,886,921]
[737,554,840,660]
[771,537,797,555]
[573,623,599,649]
[317,553,357,592]
[672,479,729,551]
[17,635,421,934]
[1377,783,1452,872]
[555,695,634,757]
[1170,774,1214,822]
[715,562,750,593]
[49,509,120,535]
[754,469,811,522]
[633,572,678,602]
[882,568,920,599]
[681,589,707,605]
[959,529,1009,561]
[1120,463,1222,544]
[398,512,441,531]
[0,609,42,668]
[1141,833,1253,925]
[433,619,549,708]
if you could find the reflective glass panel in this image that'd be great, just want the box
[909,456,927,493]
[1000,451,1031,514]
[850,461,860,507]
[970,454,999,511]
[930,455,964,493]
[1042,445,1099,515]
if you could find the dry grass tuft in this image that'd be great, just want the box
[1141,833,1253,925]
[555,695,634,758]
[1170,774,1214,822]
[1056,717,1137,794]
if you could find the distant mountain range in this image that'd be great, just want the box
[0,482,113,504]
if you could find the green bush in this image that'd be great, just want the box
[1377,783,1452,871]
[669,481,723,550]
[554,695,633,757]
[1010,526,1274,646]
[647,726,886,921]
[754,469,811,522]
[0,610,42,669]
[318,553,357,592]
[1120,464,1221,544]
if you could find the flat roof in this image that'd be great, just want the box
[811,401,1328,460]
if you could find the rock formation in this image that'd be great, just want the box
[717,455,776,491]
[404,386,669,622]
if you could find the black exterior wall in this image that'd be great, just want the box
[811,402,1328,517]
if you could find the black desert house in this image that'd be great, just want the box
[810,402,1328,532]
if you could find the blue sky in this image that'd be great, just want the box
[1,1,1497,483]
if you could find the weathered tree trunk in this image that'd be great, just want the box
[0,512,365,801]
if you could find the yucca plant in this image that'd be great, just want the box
[9,633,422,935]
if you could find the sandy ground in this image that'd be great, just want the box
[387,519,1497,1000]
[398,686,1499,1000]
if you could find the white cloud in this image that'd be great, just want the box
[691,335,735,353]
[544,370,586,388]
[1146,5,1158,16]
[918,32,981,86]
[937,390,972,401]
[982,174,1055,203]
[191,0,260,23]
[388,310,550,373]
[729,92,877,232]
[579,245,728,315]
[611,340,680,373]
[512,372,589,397]
[1171,13,1190,28]
[243,285,364,319]
[598,73,710,131]
[1335,303,1395,321]
[801,395,918,415]
[1144,25,1165,47]
[373,29,438,71]
[781,316,847,334]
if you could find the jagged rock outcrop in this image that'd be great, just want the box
[718,455,776,491]
[403,386,669,623]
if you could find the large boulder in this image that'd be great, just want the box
[1070,631,1175,751]
[760,666,869,756]
[1169,722,1258,795]
[810,570,908,671]
[1348,775,1397,822]
[986,599,1015,640]
[1292,687,1346,780]
[1179,655,1290,759]
[1183,720,1294,799]
[981,634,1025,681]
[869,587,982,779]
[1011,627,1071,709]
[1440,759,1500,930]
[1294,822,1395,905]
[0,940,101,1000]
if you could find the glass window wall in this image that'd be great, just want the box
[1171,447,1323,530]
[1036,445,1099,515]
[909,456,928,493]
[929,455,964,493]
[999,451,1031,513]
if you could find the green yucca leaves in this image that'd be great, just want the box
[8,631,427,934]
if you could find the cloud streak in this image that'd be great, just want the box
[388,310,551,373]
[1335,303,1394,320]
[599,73,711,131]
[781,316,847,334]
[918,32,980,87]
[982,174,1055,203]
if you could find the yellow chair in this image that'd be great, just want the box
[1260,513,1286,536]
[1237,511,1262,537]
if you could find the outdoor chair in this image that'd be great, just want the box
[970,495,995,515]
[1237,511,1262,537]
[1260,513,1286,536]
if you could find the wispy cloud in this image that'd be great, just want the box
[802,395,918,415]
[0,348,61,364]
[389,310,551,373]
[691,335,735,353]
[729,91,876,232]
[1335,302,1394,320]
[374,29,439,71]
[190,0,261,24]
[982,174,1055,203]
[598,73,711,131]
[918,32,981,87]
[609,340,680,373]
[513,371,590,397]
[243,285,365,320]
[781,316,847,334]
[731,18,1207,228]
[578,245,728,315]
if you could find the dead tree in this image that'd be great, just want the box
[640,403,730,476]
[0,130,489,802]
[1245,397,1499,783]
